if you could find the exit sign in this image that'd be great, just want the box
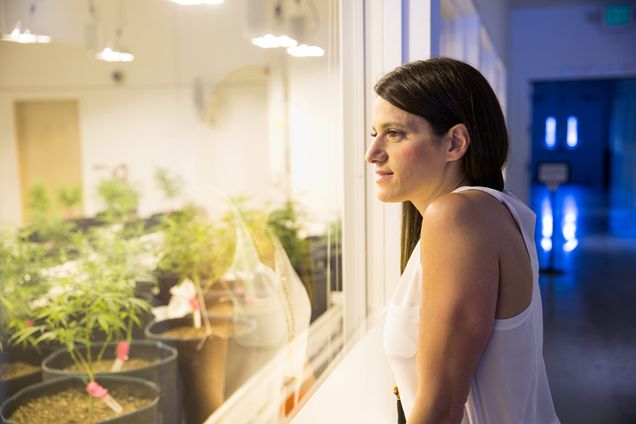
[604,5,633,27]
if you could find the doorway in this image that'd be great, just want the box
[15,100,84,221]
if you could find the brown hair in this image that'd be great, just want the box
[374,57,509,272]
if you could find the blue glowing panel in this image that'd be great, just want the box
[545,116,557,149]
[561,194,579,253]
[541,195,553,252]
[566,116,578,148]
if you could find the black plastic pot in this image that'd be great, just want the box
[41,340,178,424]
[0,347,42,405]
[145,314,254,424]
[0,375,159,423]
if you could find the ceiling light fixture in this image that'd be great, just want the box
[252,34,297,49]
[287,43,323,57]
[248,0,297,49]
[168,0,224,5]
[1,21,50,43]
[284,0,324,58]
[0,3,51,44]
[95,0,134,63]
[95,46,134,62]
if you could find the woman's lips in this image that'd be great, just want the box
[375,171,393,183]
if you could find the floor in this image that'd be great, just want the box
[531,185,636,423]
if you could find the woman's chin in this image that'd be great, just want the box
[377,190,402,203]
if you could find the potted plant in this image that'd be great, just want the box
[57,186,83,220]
[153,167,184,214]
[2,227,161,424]
[95,174,140,225]
[39,226,178,424]
[24,184,77,248]
[210,200,312,405]
[0,228,50,403]
[146,205,250,424]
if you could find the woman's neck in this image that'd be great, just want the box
[411,175,471,215]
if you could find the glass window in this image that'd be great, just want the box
[0,0,343,423]
[545,116,557,149]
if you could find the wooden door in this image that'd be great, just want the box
[15,100,83,221]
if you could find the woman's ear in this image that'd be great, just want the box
[446,124,470,162]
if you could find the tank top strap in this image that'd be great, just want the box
[450,185,539,283]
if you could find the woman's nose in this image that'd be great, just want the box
[365,140,388,164]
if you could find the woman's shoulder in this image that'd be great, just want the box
[422,189,510,242]
[425,189,502,223]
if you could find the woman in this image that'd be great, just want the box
[366,58,559,424]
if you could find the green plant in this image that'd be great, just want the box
[154,167,184,202]
[26,183,77,247]
[158,206,234,290]
[265,201,315,299]
[156,205,235,331]
[214,198,316,300]
[27,183,50,223]
[0,228,50,352]
[96,176,140,223]
[10,226,155,382]
[57,186,83,217]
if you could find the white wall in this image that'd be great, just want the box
[472,0,508,64]
[507,4,636,201]
[0,0,340,227]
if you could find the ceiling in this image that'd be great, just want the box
[509,0,636,9]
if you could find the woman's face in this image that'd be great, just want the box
[365,97,451,205]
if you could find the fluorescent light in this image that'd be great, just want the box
[1,24,50,44]
[287,44,324,57]
[95,47,134,62]
[169,0,223,5]
[251,34,297,48]
[566,116,578,148]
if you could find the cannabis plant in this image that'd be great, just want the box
[57,186,83,218]
[0,228,50,352]
[10,226,156,382]
[154,167,184,204]
[96,176,140,224]
[157,205,235,329]
[26,183,77,246]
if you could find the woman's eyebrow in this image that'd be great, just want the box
[375,122,410,131]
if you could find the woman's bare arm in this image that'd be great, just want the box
[408,193,499,424]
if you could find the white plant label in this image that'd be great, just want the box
[86,381,124,414]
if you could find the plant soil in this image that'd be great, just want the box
[162,320,252,339]
[206,302,233,317]
[62,357,159,374]
[0,362,40,382]
[8,385,154,424]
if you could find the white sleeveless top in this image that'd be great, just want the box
[383,186,559,424]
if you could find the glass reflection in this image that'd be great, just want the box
[0,0,341,422]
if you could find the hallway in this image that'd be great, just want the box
[533,185,636,423]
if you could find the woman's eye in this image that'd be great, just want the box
[370,130,378,137]
[387,130,402,140]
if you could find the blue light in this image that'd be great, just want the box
[566,116,578,148]
[561,195,579,253]
[545,117,557,149]
[540,196,553,252]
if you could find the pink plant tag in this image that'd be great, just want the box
[117,341,130,360]
[86,381,123,414]
[111,341,130,372]
[190,297,202,329]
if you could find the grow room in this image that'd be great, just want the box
[0,0,346,422]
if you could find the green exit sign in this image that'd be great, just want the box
[604,5,633,27]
